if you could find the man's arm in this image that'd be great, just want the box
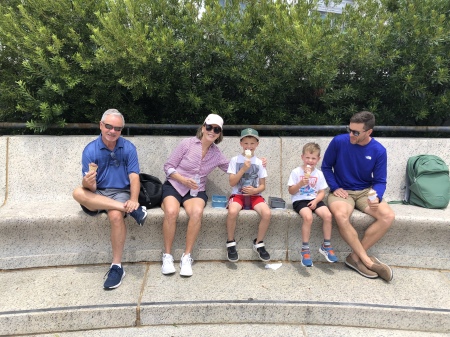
[322,138,339,192]
[371,149,388,200]
[124,172,140,213]
[81,148,97,192]
[82,170,97,192]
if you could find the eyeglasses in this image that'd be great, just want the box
[204,124,222,134]
[102,121,123,132]
[110,152,120,167]
[346,126,367,137]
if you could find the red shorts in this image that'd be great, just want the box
[228,194,266,210]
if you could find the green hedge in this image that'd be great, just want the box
[1,0,449,133]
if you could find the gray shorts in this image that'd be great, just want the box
[80,188,130,216]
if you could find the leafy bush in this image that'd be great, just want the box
[0,0,449,133]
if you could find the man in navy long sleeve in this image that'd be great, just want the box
[322,111,395,282]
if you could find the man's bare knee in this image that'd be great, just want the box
[72,187,86,202]
[108,210,124,224]
[380,210,395,228]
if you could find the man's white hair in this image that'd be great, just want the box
[101,109,125,126]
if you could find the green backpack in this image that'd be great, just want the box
[403,155,450,209]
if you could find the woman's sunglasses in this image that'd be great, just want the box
[102,121,123,132]
[204,124,222,134]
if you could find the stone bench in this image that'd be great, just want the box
[0,135,448,270]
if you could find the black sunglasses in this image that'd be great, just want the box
[110,152,120,167]
[204,124,222,134]
[102,121,123,132]
[346,126,367,137]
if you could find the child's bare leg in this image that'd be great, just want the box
[299,208,313,243]
[315,206,338,262]
[299,207,314,266]
[314,206,333,241]
[253,202,271,242]
[226,202,242,241]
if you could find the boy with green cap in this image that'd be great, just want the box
[225,128,271,263]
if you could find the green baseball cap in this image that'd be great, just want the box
[240,128,259,141]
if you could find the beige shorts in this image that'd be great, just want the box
[327,187,385,212]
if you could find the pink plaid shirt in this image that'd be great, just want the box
[164,137,229,196]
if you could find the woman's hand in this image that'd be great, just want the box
[184,176,199,190]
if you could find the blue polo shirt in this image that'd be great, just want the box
[81,135,140,190]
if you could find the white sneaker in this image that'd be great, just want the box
[161,254,176,275]
[180,253,193,277]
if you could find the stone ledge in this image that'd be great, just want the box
[0,201,448,269]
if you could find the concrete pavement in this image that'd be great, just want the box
[1,260,449,336]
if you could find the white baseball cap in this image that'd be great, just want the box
[204,114,224,129]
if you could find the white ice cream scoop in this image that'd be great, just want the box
[305,165,311,178]
[368,189,377,201]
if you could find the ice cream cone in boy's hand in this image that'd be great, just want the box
[89,163,98,172]
[368,189,377,202]
[304,165,311,179]
[245,149,252,159]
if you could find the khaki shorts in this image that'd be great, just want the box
[327,188,385,212]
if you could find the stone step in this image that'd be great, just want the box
[29,324,450,337]
[1,261,449,336]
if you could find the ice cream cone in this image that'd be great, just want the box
[244,149,252,159]
[304,165,311,179]
[368,189,377,201]
[89,163,98,172]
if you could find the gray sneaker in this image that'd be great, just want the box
[369,256,393,282]
[345,254,378,279]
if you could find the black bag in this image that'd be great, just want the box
[139,173,163,208]
[268,197,286,209]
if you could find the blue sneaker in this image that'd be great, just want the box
[130,206,147,226]
[301,250,313,267]
[319,245,338,263]
[103,265,125,289]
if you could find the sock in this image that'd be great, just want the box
[323,240,331,247]
[302,242,310,251]
[227,239,235,243]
